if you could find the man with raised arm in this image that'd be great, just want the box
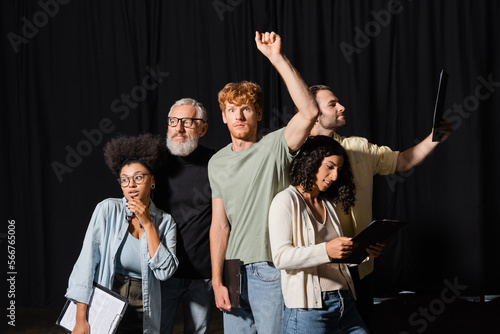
[308,84,452,331]
[208,31,319,333]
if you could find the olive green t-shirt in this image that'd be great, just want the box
[208,128,295,265]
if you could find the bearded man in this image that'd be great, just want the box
[156,98,216,334]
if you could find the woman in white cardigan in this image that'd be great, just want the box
[269,136,384,334]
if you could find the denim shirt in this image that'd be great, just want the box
[65,197,178,333]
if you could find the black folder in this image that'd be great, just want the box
[432,69,449,142]
[331,219,407,264]
[223,259,242,308]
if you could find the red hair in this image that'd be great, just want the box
[218,81,263,112]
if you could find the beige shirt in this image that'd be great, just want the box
[333,133,399,279]
[269,186,356,308]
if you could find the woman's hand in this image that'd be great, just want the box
[127,197,152,227]
[72,303,89,334]
[71,320,89,334]
[128,197,161,258]
[326,237,358,259]
[366,242,386,258]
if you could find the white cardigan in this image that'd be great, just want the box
[268,186,356,308]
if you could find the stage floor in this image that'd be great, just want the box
[2,294,499,333]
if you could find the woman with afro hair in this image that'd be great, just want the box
[65,133,178,334]
[268,135,384,334]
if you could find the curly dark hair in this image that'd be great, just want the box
[103,133,165,176]
[289,136,355,214]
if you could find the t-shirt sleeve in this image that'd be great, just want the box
[366,141,399,175]
[208,157,222,198]
[267,128,297,165]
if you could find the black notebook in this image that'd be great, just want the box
[223,259,242,308]
[432,69,449,142]
[331,219,407,264]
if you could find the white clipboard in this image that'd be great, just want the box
[56,282,129,334]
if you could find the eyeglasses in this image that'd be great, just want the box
[117,173,150,187]
[167,117,205,128]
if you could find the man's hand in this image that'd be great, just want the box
[435,117,453,142]
[397,116,453,172]
[213,282,232,313]
[254,30,319,151]
[326,237,358,259]
[255,31,282,60]
[210,198,232,312]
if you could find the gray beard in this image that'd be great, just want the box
[166,135,198,156]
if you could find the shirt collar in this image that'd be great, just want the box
[332,132,343,143]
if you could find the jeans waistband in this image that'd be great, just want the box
[321,289,351,299]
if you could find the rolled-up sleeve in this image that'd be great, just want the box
[365,140,399,175]
[148,214,178,281]
[65,204,104,304]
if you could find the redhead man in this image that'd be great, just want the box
[208,31,319,333]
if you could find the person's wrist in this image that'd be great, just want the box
[142,220,153,228]
[268,53,285,65]
[212,275,224,288]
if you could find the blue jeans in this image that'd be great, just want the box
[283,290,368,334]
[160,277,214,334]
[223,261,284,334]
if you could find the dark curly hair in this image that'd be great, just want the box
[289,136,355,214]
[103,133,165,177]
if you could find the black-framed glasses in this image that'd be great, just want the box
[167,117,205,128]
[117,173,150,187]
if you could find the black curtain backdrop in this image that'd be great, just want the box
[2,0,499,309]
